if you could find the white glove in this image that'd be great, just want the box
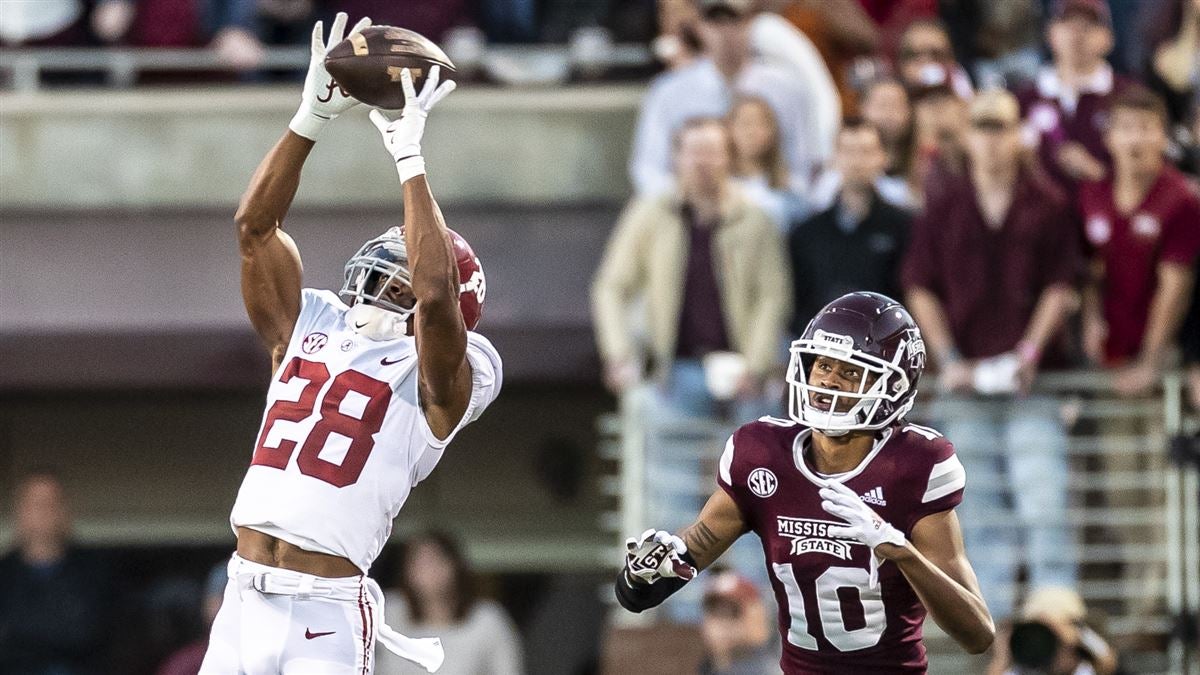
[819,480,906,589]
[368,65,456,183]
[288,12,372,140]
[623,529,698,585]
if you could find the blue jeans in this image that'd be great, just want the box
[934,395,1075,620]
[641,359,777,622]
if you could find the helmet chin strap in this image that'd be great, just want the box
[345,303,411,341]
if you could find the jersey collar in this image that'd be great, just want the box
[792,427,894,487]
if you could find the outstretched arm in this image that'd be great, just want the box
[237,12,370,369]
[368,67,465,439]
[236,131,310,368]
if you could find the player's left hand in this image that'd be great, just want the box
[820,480,906,588]
[368,66,456,181]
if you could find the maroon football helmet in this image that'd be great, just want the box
[340,226,486,330]
[787,292,925,435]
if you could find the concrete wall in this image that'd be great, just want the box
[0,85,642,207]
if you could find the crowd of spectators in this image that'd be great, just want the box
[592,0,1200,649]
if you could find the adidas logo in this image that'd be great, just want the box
[860,487,886,506]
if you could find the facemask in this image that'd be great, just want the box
[345,302,409,341]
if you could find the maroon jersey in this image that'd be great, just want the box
[718,418,965,674]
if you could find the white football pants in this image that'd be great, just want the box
[199,555,444,675]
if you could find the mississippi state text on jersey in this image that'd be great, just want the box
[231,288,502,572]
[718,418,965,674]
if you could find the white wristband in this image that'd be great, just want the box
[288,109,330,141]
[395,156,426,183]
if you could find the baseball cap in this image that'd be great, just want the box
[698,0,754,19]
[1021,586,1087,623]
[702,571,760,614]
[969,88,1021,128]
[1051,0,1112,27]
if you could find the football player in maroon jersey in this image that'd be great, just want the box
[616,292,994,673]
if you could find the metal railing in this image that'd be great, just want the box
[0,44,654,92]
[598,370,1200,674]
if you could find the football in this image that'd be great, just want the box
[324,26,456,110]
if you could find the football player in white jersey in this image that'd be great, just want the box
[199,13,502,675]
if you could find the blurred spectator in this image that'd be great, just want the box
[985,586,1117,675]
[770,0,880,116]
[1078,86,1200,396]
[257,0,317,47]
[155,563,227,675]
[91,0,265,70]
[698,571,777,675]
[953,0,1042,89]
[903,89,1081,620]
[909,65,970,203]
[630,0,836,195]
[811,77,919,210]
[479,0,537,42]
[0,470,115,675]
[1015,0,1130,192]
[378,531,522,675]
[727,96,807,229]
[894,18,974,100]
[594,116,789,416]
[0,0,87,46]
[747,10,841,163]
[789,118,910,334]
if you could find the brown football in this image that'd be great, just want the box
[324,26,456,110]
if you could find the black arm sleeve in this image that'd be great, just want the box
[613,551,698,613]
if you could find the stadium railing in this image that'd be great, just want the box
[598,371,1200,675]
[0,44,654,92]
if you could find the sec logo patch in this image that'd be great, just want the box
[748,468,778,498]
[301,332,328,354]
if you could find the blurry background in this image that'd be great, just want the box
[1,1,1198,674]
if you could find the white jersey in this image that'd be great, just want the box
[231,289,502,572]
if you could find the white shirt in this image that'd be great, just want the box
[376,594,524,675]
[629,37,837,196]
[230,289,503,572]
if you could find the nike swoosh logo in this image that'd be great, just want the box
[355,321,368,329]
[305,629,335,640]
[381,357,403,366]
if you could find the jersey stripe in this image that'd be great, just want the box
[922,455,966,503]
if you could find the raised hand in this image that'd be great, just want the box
[368,66,456,171]
[289,12,372,140]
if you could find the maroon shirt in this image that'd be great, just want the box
[676,211,731,359]
[902,167,1081,362]
[1015,66,1133,192]
[1078,165,1200,363]
[718,419,965,674]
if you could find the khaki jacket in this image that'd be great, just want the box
[591,187,792,378]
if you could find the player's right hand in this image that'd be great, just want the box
[289,12,372,141]
[624,529,697,585]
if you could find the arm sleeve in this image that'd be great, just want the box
[590,199,654,364]
[412,334,503,483]
[905,438,966,531]
[1160,192,1200,267]
[900,208,939,294]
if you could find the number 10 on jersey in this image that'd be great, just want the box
[773,563,887,652]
